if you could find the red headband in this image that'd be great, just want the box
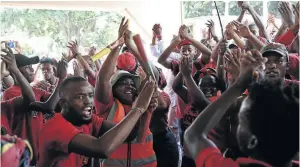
[178,39,192,48]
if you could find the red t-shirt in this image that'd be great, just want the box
[2,85,51,101]
[0,96,45,165]
[195,147,274,167]
[1,98,17,135]
[38,113,104,167]
[94,92,132,119]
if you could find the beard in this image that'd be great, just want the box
[66,105,93,125]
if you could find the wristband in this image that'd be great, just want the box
[132,107,145,114]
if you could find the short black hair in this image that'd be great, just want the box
[40,57,54,65]
[59,76,87,97]
[245,80,299,166]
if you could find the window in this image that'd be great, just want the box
[183,1,226,19]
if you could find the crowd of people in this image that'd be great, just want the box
[1,1,299,167]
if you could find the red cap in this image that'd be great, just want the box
[178,39,192,48]
[117,52,137,72]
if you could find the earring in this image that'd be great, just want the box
[247,135,258,150]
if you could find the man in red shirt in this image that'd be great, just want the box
[37,76,157,167]
[184,50,299,167]
[2,53,51,101]
[0,48,40,165]
[206,43,300,159]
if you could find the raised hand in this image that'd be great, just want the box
[132,77,156,112]
[278,2,295,27]
[237,1,250,10]
[206,20,217,38]
[179,25,191,40]
[67,40,80,57]
[1,47,18,73]
[233,21,252,38]
[62,51,74,62]
[179,56,193,77]
[238,49,267,81]
[225,22,236,34]
[56,59,68,79]
[118,17,129,40]
[73,60,84,77]
[222,49,242,79]
[267,14,276,24]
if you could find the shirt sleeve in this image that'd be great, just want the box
[1,99,16,134]
[275,29,296,46]
[50,119,82,153]
[94,92,115,119]
[195,147,239,167]
[92,115,104,137]
[288,54,299,76]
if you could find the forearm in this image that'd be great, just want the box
[95,60,101,71]
[188,37,212,56]
[157,42,178,69]
[236,10,246,23]
[98,47,120,81]
[248,33,266,50]
[216,51,225,84]
[211,41,220,64]
[99,109,143,155]
[172,73,189,103]
[43,85,60,112]
[185,78,247,139]
[76,55,96,79]
[229,31,245,49]
[248,7,270,40]
[125,120,140,142]
[172,72,184,91]
[11,69,35,103]
[184,75,210,109]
